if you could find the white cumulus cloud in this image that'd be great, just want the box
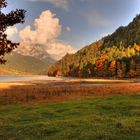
[65,26,71,32]
[18,10,76,59]
[5,27,18,36]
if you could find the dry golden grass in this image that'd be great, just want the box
[0,81,140,105]
[67,78,132,83]
[0,83,31,89]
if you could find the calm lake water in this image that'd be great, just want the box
[0,76,136,84]
[0,76,64,83]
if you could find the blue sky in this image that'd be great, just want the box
[3,0,140,55]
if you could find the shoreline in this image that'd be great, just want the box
[0,75,140,89]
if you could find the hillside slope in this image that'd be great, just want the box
[48,14,140,78]
[0,52,55,75]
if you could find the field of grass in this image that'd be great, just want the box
[0,81,140,139]
[0,82,140,105]
[0,94,139,140]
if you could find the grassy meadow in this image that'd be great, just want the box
[0,81,140,139]
[0,95,140,140]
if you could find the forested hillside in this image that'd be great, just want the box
[48,14,140,78]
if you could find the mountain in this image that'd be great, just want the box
[48,14,140,78]
[0,52,55,75]
[16,43,52,61]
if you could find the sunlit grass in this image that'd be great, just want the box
[0,81,139,139]
[0,83,30,89]
[0,82,140,105]
[0,94,139,140]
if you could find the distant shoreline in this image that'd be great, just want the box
[0,75,140,83]
[0,75,140,90]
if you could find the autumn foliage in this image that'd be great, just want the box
[48,14,140,78]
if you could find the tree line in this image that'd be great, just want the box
[48,14,140,78]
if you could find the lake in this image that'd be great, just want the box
[0,76,65,83]
[0,76,135,84]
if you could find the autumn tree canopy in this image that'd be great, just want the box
[0,0,26,64]
[48,14,140,78]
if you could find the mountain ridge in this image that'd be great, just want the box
[48,14,140,78]
[0,52,55,75]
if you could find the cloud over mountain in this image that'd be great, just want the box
[17,10,76,59]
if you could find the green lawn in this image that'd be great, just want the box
[0,94,140,140]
